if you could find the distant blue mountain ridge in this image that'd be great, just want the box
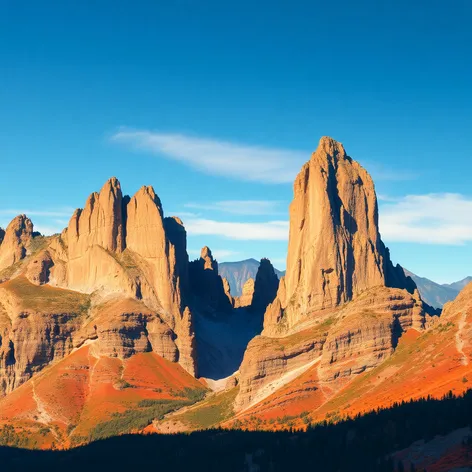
[218,258,285,297]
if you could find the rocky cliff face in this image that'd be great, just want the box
[318,287,425,382]
[236,286,426,410]
[236,323,327,409]
[77,298,179,361]
[126,188,186,320]
[234,278,255,308]
[64,178,132,296]
[25,250,54,286]
[0,215,33,272]
[233,259,280,312]
[0,277,90,394]
[222,277,234,307]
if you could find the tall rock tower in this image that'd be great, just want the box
[265,136,415,333]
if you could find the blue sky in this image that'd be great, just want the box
[1,0,471,283]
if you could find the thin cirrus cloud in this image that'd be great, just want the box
[111,129,416,184]
[111,129,307,184]
[184,200,285,216]
[379,193,472,245]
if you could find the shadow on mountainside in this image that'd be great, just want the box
[2,390,472,472]
[194,307,264,379]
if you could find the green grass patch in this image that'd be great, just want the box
[2,276,91,315]
[89,388,207,441]
[178,387,239,430]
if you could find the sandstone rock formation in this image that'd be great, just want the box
[440,281,472,365]
[222,278,234,307]
[127,186,183,317]
[0,147,440,435]
[26,250,54,285]
[0,215,33,271]
[64,178,132,295]
[263,277,287,336]
[233,259,279,312]
[265,136,418,334]
[234,278,255,308]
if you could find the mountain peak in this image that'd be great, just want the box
[201,246,213,261]
[315,136,346,159]
[270,137,417,332]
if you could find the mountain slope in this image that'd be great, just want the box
[444,276,472,292]
[0,344,207,448]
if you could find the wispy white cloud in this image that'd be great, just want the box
[380,193,472,245]
[184,218,289,241]
[185,200,285,216]
[111,129,307,184]
[112,129,419,184]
